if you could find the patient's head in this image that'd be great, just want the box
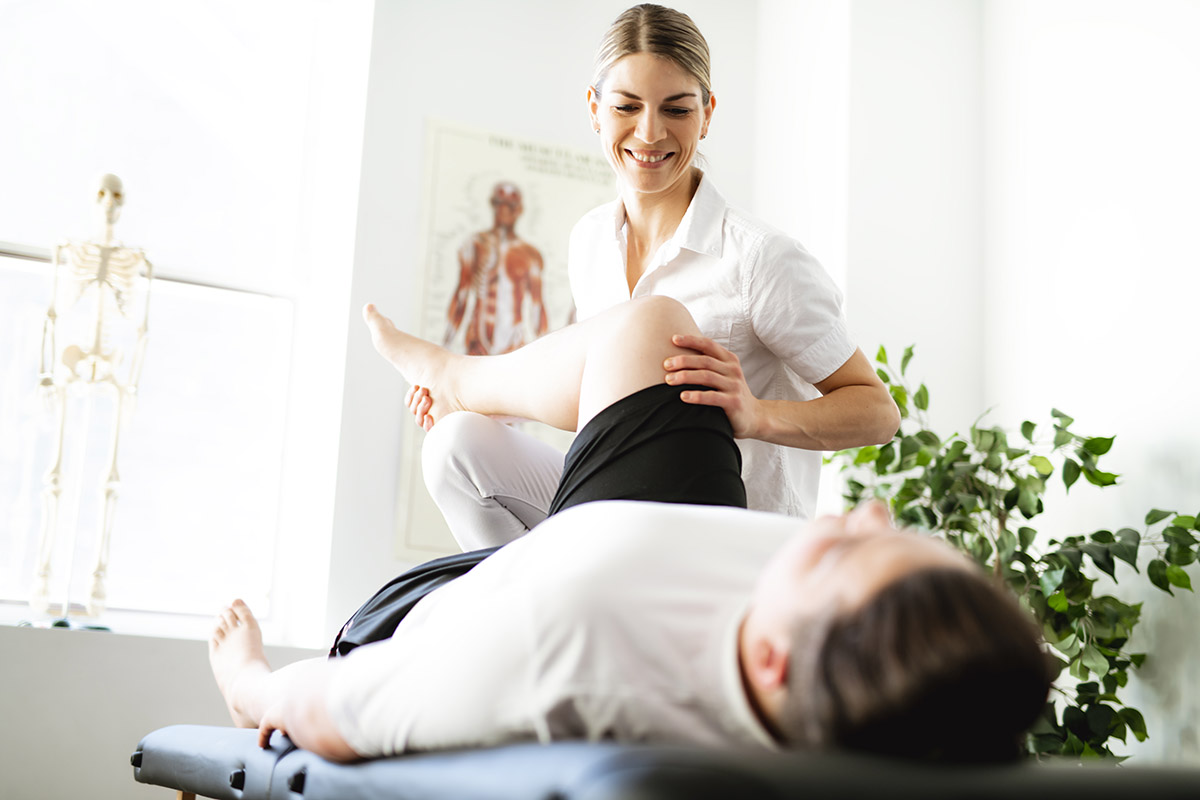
[740,503,1051,762]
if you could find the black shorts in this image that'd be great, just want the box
[331,383,746,656]
[547,382,747,515]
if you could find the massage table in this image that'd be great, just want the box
[132,724,1200,799]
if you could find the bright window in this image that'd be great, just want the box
[0,255,291,616]
[0,1,368,639]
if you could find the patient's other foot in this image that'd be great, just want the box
[209,599,271,729]
[363,303,465,424]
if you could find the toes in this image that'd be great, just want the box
[231,598,253,623]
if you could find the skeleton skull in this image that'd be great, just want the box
[96,173,125,228]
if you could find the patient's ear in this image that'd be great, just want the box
[746,635,790,692]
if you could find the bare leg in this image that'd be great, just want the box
[364,295,703,431]
[208,599,323,728]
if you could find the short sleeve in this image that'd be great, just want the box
[746,235,856,385]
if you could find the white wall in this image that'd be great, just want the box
[0,624,318,800]
[846,0,985,436]
[983,0,1200,763]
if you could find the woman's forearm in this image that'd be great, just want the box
[755,385,900,452]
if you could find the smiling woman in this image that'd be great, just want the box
[413,3,900,554]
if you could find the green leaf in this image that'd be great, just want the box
[1063,707,1089,740]
[1087,704,1117,737]
[1021,420,1037,442]
[1040,567,1066,598]
[1063,459,1081,491]
[1054,428,1073,448]
[1083,436,1115,455]
[875,368,890,384]
[1172,515,1196,529]
[1164,526,1199,546]
[1083,468,1119,487]
[1019,526,1038,550]
[915,430,941,447]
[914,384,929,411]
[875,442,896,473]
[1080,542,1116,579]
[876,345,888,365]
[1130,653,1147,668]
[1057,546,1084,572]
[1082,644,1109,677]
[1029,455,1054,476]
[1047,591,1069,612]
[890,385,908,414]
[853,445,880,465]
[1074,682,1100,704]
[1166,543,1197,566]
[1051,408,1075,427]
[1166,564,1193,591]
[1118,708,1148,742]
[1111,528,1140,570]
[901,345,915,375]
[1018,488,1039,518]
[1145,509,1173,525]
[1148,559,1173,595]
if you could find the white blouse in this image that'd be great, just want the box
[567,175,856,518]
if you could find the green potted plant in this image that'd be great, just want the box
[828,346,1200,759]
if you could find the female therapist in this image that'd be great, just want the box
[410,4,900,550]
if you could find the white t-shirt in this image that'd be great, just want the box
[326,500,803,757]
[567,176,856,519]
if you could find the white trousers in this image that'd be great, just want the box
[421,411,566,551]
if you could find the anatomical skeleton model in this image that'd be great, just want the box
[32,173,153,620]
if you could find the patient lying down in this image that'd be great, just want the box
[209,299,1051,764]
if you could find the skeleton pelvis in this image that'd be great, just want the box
[62,345,116,382]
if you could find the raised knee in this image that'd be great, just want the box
[421,411,503,500]
[610,295,697,342]
[422,412,483,478]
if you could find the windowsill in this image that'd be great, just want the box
[0,600,304,648]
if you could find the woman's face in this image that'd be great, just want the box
[588,52,714,199]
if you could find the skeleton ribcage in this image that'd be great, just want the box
[56,243,147,383]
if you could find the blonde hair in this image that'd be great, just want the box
[592,4,712,104]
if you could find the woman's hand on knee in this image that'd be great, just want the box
[664,334,766,439]
[405,385,435,431]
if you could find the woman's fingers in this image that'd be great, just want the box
[405,385,435,430]
[671,333,729,358]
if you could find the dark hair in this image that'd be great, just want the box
[778,566,1053,763]
[593,4,712,105]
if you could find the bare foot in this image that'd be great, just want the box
[208,599,271,728]
[363,303,465,424]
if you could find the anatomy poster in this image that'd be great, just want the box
[396,119,616,560]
